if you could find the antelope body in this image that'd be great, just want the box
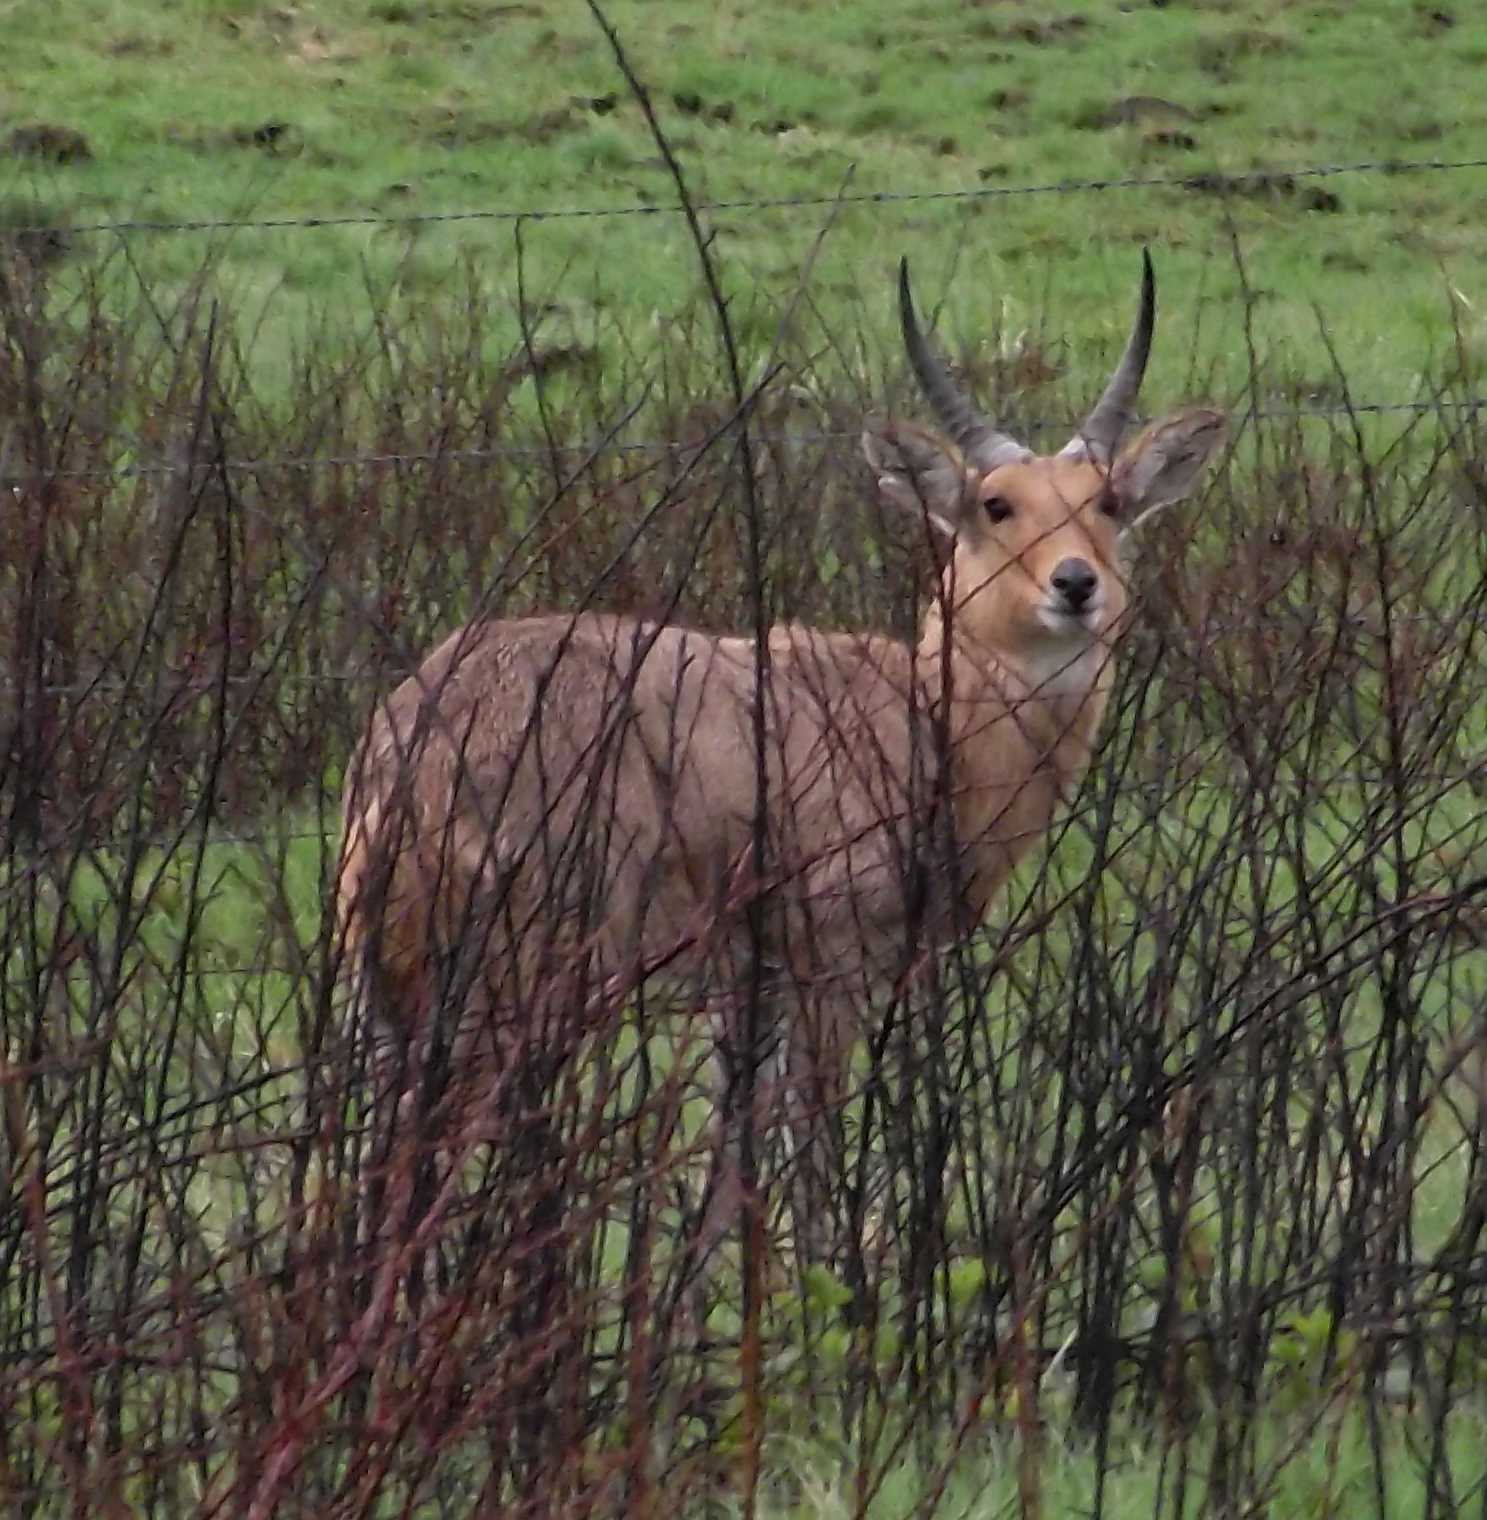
[338,253,1224,1258]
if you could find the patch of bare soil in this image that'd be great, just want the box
[1194,26,1294,81]
[418,106,577,148]
[1075,95,1198,130]
[672,92,737,125]
[1414,4,1455,35]
[369,1,538,19]
[1145,128,1200,151]
[986,87,1032,112]
[106,34,175,58]
[5,125,92,164]
[1182,170,1342,213]
[164,122,305,156]
[996,14,1091,44]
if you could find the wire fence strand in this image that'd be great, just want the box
[13,155,1487,240]
[3,396,1483,491]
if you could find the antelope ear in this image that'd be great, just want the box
[1113,407,1227,534]
[862,422,974,538]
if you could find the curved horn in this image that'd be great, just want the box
[898,258,1027,472]
[1062,248,1156,464]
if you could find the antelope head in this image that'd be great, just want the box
[864,252,1225,691]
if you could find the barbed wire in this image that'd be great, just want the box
[2,395,1482,491]
[11,156,1487,240]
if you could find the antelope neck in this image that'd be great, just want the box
[914,624,1112,789]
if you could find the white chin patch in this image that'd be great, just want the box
[1025,614,1103,695]
[1036,603,1099,637]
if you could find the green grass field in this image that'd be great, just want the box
[6,0,1487,405]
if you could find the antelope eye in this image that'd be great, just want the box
[1097,486,1122,518]
[983,495,1014,524]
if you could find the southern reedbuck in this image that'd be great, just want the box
[337,250,1225,1268]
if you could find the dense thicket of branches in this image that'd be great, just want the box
[3,235,1486,1517]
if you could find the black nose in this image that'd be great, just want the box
[1051,557,1098,611]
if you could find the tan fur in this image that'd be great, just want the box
[337,358,1224,1256]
